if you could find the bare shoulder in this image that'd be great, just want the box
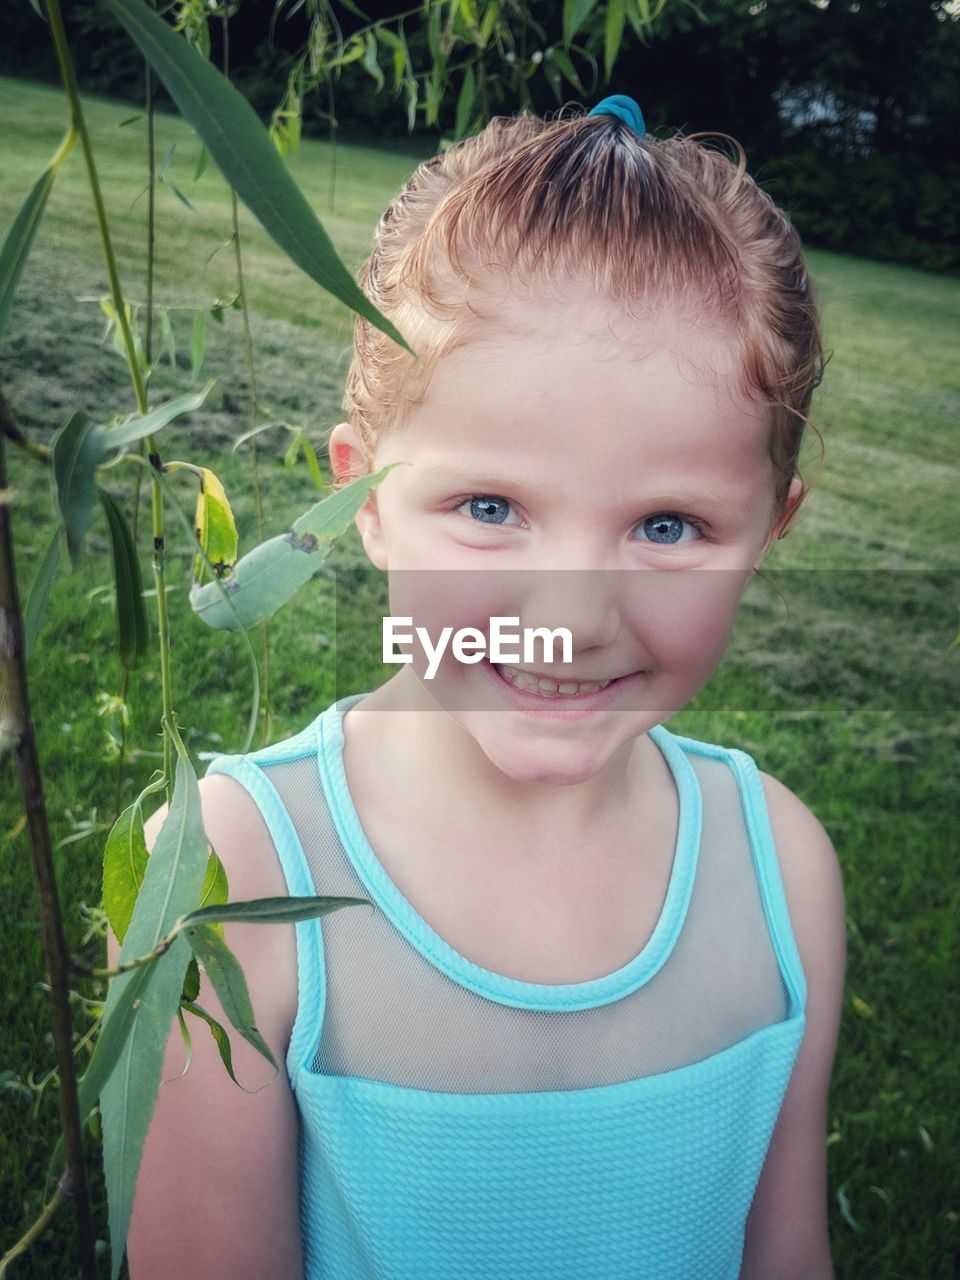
[756,770,846,1067]
[739,773,846,1279]
[125,771,303,1278]
[758,771,846,968]
[144,771,289,900]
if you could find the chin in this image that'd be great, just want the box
[475,736,619,788]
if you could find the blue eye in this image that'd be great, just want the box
[632,514,702,545]
[460,496,518,525]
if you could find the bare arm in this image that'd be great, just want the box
[111,773,304,1280]
[739,774,846,1280]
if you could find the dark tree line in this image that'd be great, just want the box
[3,0,957,271]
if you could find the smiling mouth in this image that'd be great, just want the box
[494,663,631,698]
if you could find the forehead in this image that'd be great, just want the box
[384,299,771,489]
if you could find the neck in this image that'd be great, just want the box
[348,672,666,849]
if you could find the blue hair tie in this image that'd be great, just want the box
[587,95,646,137]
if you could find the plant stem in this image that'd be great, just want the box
[115,5,159,820]
[0,433,97,1280]
[44,0,147,416]
[0,394,49,465]
[326,78,338,212]
[44,0,176,799]
[145,1,158,368]
[70,928,179,980]
[223,12,271,743]
[0,1188,67,1277]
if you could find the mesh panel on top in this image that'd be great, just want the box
[258,739,787,1095]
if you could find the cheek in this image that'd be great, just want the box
[632,571,749,668]
[389,569,525,629]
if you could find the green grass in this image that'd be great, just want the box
[1,75,958,1279]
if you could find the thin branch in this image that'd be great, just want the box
[0,393,49,465]
[0,429,97,1279]
[223,11,272,744]
[0,1188,67,1277]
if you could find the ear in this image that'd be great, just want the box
[328,422,389,571]
[763,476,804,554]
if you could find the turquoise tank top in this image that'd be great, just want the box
[207,695,806,1279]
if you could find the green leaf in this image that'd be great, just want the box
[194,145,208,181]
[283,429,327,490]
[102,801,148,946]
[99,487,149,668]
[332,34,366,69]
[0,153,64,343]
[101,776,165,947]
[47,953,161,1190]
[191,310,206,381]
[168,182,197,213]
[405,77,419,134]
[455,66,476,140]
[185,922,277,1071]
[118,114,143,127]
[74,957,162,1150]
[23,525,62,658]
[390,42,406,91]
[298,434,327,492]
[192,467,238,584]
[50,410,102,568]
[231,419,283,452]
[157,142,176,181]
[836,1183,862,1232]
[190,466,395,631]
[99,739,209,1280]
[362,31,385,91]
[105,383,213,450]
[101,296,147,371]
[181,894,369,928]
[542,52,562,102]
[479,2,498,47]
[50,387,213,566]
[181,956,201,1004]
[159,307,176,371]
[283,431,302,470]
[173,1007,193,1079]
[427,4,442,63]
[181,1000,240,1086]
[604,0,627,81]
[548,47,585,95]
[199,850,229,910]
[102,0,410,355]
[562,0,599,46]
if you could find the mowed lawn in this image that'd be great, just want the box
[0,75,957,1279]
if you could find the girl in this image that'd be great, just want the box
[128,99,845,1279]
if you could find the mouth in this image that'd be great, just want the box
[493,663,636,700]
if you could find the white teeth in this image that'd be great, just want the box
[497,665,613,698]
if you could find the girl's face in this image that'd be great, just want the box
[332,300,801,786]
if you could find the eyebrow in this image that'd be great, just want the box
[416,462,529,493]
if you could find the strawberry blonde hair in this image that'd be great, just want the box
[344,112,824,512]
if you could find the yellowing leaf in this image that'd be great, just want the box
[193,467,238,584]
[851,995,874,1018]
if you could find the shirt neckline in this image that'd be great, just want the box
[316,693,703,1012]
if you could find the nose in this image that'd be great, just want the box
[517,569,622,657]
